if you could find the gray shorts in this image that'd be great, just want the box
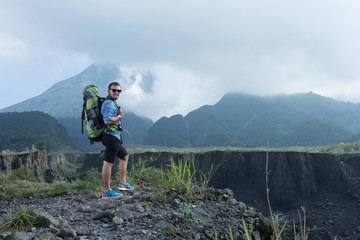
[101,134,128,164]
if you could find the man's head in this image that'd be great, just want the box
[107,82,122,100]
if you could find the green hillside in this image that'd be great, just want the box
[0,112,77,153]
[145,93,358,148]
[0,64,153,151]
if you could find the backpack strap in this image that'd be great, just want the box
[81,102,85,134]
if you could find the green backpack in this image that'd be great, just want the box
[81,84,106,144]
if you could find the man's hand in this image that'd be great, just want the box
[118,108,124,118]
[104,108,124,125]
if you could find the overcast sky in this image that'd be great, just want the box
[1,0,360,121]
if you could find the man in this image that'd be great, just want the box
[100,81,134,198]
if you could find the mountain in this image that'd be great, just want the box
[0,112,77,153]
[145,92,360,148]
[2,63,360,150]
[0,64,153,152]
[0,64,152,118]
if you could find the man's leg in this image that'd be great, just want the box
[118,155,129,183]
[102,161,113,192]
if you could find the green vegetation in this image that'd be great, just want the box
[37,140,47,151]
[0,167,104,200]
[125,138,360,157]
[0,204,35,232]
[183,203,194,224]
[161,157,196,197]
[128,157,162,187]
[0,112,77,153]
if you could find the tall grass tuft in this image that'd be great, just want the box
[0,204,35,232]
[293,206,309,240]
[161,157,196,199]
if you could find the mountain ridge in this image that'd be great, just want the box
[145,92,359,148]
[0,111,77,152]
[1,64,360,150]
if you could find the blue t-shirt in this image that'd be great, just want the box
[101,97,122,141]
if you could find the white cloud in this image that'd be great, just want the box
[119,64,221,121]
[1,0,360,117]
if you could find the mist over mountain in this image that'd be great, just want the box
[145,92,360,148]
[0,64,154,119]
[1,63,360,151]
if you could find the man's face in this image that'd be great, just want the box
[108,85,122,100]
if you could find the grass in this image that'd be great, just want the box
[0,204,35,232]
[161,157,196,198]
[126,140,360,155]
[183,203,194,224]
[0,167,104,200]
[128,157,163,188]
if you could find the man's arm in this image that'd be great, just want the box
[103,104,124,125]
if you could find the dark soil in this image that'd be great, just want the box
[243,153,360,240]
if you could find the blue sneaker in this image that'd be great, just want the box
[102,189,122,198]
[118,182,134,191]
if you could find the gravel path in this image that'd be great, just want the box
[0,188,272,240]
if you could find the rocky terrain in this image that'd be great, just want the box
[1,150,360,239]
[0,188,273,240]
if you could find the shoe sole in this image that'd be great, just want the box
[101,194,123,199]
[117,187,134,191]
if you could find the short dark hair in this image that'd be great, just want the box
[108,82,121,90]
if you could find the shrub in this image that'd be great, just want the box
[13,165,34,181]
[0,204,35,232]
[161,157,196,199]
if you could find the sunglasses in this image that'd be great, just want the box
[110,89,122,93]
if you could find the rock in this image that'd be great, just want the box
[171,198,181,206]
[193,206,213,223]
[113,216,123,225]
[133,204,145,213]
[93,209,115,220]
[34,232,56,240]
[171,195,189,203]
[0,189,274,240]
[253,231,261,240]
[58,228,77,238]
[228,198,237,205]
[153,220,173,230]
[59,209,73,217]
[4,232,31,240]
[29,209,59,227]
[114,208,133,220]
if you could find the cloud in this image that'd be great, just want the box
[118,64,221,121]
[1,0,360,117]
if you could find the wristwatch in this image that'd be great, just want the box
[117,115,121,118]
